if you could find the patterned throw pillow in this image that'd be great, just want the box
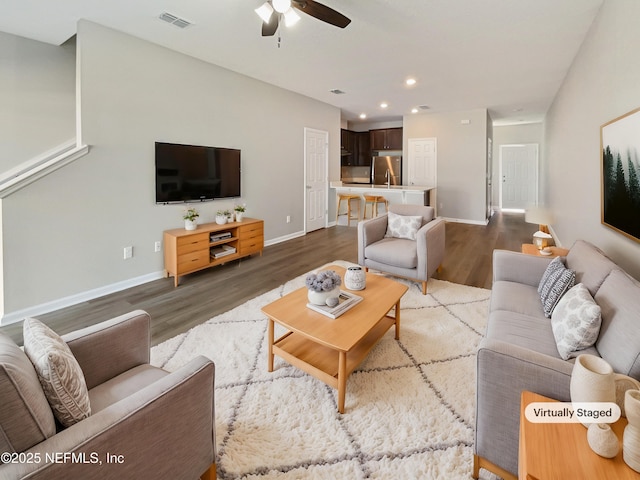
[551,283,602,360]
[538,256,576,318]
[23,318,91,428]
[385,211,423,240]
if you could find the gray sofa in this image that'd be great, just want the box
[0,310,216,480]
[357,204,445,294]
[474,240,640,479]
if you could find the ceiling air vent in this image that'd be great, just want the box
[329,89,346,95]
[159,12,193,29]
[418,105,430,110]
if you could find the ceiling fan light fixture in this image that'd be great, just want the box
[272,0,292,14]
[255,2,274,22]
[283,8,300,27]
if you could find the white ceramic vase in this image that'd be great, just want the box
[215,215,227,225]
[587,423,620,458]
[570,354,616,426]
[308,287,340,306]
[184,219,197,230]
[624,389,640,472]
[344,266,366,290]
[235,212,244,222]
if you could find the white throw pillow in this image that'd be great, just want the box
[385,211,423,240]
[23,318,91,427]
[551,283,602,360]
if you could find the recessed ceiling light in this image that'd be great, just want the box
[359,113,367,119]
[380,102,388,109]
[406,78,417,86]
[411,108,419,114]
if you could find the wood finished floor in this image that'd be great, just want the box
[1,212,536,347]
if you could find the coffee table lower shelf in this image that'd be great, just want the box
[271,315,396,412]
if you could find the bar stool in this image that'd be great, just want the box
[336,194,361,226]
[363,195,388,219]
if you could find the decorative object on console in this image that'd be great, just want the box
[624,389,640,472]
[601,107,640,244]
[587,423,620,458]
[234,203,246,222]
[305,270,341,306]
[570,354,616,427]
[525,205,555,248]
[344,266,366,290]
[183,207,199,230]
[216,210,228,225]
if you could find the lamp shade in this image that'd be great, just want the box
[525,205,555,227]
[255,2,274,22]
[272,0,292,13]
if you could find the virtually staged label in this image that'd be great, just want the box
[524,402,621,423]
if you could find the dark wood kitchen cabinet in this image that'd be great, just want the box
[370,128,403,151]
[342,129,371,166]
[356,131,371,166]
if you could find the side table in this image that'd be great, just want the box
[519,391,640,479]
[521,243,569,258]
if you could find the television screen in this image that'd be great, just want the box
[155,142,241,203]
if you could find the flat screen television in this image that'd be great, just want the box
[155,142,241,203]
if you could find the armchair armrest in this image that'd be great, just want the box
[0,356,216,480]
[475,337,573,475]
[357,214,388,264]
[492,250,553,288]
[416,217,445,279]
[62,310,151,389]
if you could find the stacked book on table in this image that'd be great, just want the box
[210,245,236,259]
[307,290,363,319]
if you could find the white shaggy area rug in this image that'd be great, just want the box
[151,261,495,480]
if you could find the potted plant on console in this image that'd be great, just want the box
[183,207,199,231]
[234,203,246,222]
[216,210,228,225]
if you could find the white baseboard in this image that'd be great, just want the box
[1,271,165,326]
[264,230,306,247]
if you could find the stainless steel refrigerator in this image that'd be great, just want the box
[371,155,401,186]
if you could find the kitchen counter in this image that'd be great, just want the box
[330,182,437,209]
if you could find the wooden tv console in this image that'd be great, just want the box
[163,218,264,287]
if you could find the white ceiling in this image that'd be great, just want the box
[1,0,603,126]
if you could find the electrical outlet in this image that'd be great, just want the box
[123,246,133,259]
[154,241,161,253]
[286,215,291,224]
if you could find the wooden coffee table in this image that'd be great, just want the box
[261,265,408,413]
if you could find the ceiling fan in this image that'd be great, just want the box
[255,0,351,37]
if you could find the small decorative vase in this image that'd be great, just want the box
[215,215,227,225]
[235,212,244,222]
[307,287,340,306]
[184,219,197,230]
[624,389,640,472]
[344,266,366,290]
[587,423,620,458]
[570,354,616,426]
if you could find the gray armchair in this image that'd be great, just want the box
[357,204,445,294]
[0,310,216,480]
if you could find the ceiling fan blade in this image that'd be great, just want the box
[261,14,279,36]
[293,0,351,28]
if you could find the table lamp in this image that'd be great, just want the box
[525,205,555,249]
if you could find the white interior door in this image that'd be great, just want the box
[304,128,328,232]
[407,138,437,186]
[500,144,538,210]
[486,137,493,220]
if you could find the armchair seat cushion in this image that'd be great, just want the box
[365,237,417,269]
[88,364,169,413]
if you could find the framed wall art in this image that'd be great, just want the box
[601,107,640,243]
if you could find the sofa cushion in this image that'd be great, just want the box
[0,333,56,454]
[486,310,561,358]
[23,318,92,428]
[385,211,423,240]
[551,283,602,360]
[538,257,575,318]
[566,240,618,296]
[490,281,545,318]
[365,237,417,269]
[595,269,640,379]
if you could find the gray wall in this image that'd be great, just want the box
[403,108,489,223]
[544,0,640,279]
[492,123,544,208]
[0,32,76,171]
[2,21,340,315]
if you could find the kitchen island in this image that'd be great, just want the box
[330,182,436,210]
